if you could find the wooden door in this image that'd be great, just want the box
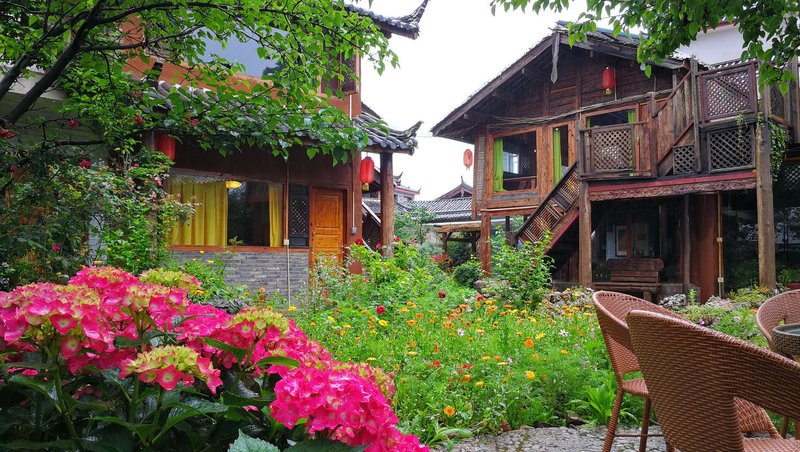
[310,188,344,264]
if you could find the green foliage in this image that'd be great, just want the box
[570,374,635,427]
[770,122,790,181]
[452,259,483,289]
[728,286,772,308]
[0,147,190,289]
[489,0,800,89]
[394,206,436,244]
[167,254,241,303]
[229,431,280,452]
[487,231,553,308]
[444,240,474,268]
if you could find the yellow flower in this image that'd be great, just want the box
[532,353,540,362]
[410,340,417,348]
[198,250,205,254]
[497,362,508,366]
[407,351,418,356]
[360,309,368,314]
[400,307,410,313]
[309,322,316,327]
[525,370,537,380]
[327,316,335,323]
[530,317,537,324]
[524,338,534,348]
[378,319,388,327]
[367,357,377,361]
[535,332,545,340]
[560,349,569,355]
[474,381,485,388]
[343,324,351,329]
[476,329,485,334]
[443,406,456,417]
[481,356,490,361]
[287,305,297,312]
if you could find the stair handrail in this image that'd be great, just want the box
[515,162,578,243]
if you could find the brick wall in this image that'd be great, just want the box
[171,250,309,300]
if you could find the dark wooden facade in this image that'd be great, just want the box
[434,27,799,301]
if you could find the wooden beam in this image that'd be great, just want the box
[380,151,395,257]
[462,110,493,124]
[578,181,592,286]
[491,89,515,103]
[755,121,776,289]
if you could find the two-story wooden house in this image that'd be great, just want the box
[433,23,800,301]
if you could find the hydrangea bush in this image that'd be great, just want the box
[0,266,424,451]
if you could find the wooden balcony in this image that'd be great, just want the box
[580,61,794,181]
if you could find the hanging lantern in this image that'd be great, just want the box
[463,148,473,170]
[360,155,375,191]
[225,180,242,189]
[155,132,176,161]
[602,67,616,95]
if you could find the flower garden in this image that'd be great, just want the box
[0,237,773,450]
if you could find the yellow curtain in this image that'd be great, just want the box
[169,178,228,246]
[268,182,284,247]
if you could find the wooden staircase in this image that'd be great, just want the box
[517,163,580,248]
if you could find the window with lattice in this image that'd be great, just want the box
[288,184,309,248]
[494,131,537,192]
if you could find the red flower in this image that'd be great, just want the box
[67,120,79,128]
[431,360,441,368]
[477,295,485,301]
[376,242,382,249]
[79,160,91,169]
[354,237,365,246]
[438,290,446,299]
[394,236,401,242]
[0,128,16,139]
[10,165,17,172]
[133,115,144,126]
[51,243,62,252]
[376,305,386,315]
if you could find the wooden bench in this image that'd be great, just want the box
[594,258,664,301]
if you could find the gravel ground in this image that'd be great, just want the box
[432,426,667,452]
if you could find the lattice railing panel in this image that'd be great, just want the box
[777,163,800,192]
[290,198,309,236]
[592,128,633,172]
[770,84,786,119]
[700,65,756,121]
[707,126,754,171]
[672,145,696,175]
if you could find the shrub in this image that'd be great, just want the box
[487,231,553,308]
[453,259,482,289]
[0,267,424,451]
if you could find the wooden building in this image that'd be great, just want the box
[433,24,800,301]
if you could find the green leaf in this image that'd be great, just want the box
[7,374,59,405]
[3,439,78,450]
[221,390,275,408]
[252,356,299,369]
[228,430,280,452]
[286,438,366,452]
[203,337,247,362]
[160,398,228,433]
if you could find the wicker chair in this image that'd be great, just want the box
[628,310,800,452]
[756,289,800,437]
[593,291,779,452]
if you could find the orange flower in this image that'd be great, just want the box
[525,370,537,380]
[524,338,534,348]
[443,406,456,417]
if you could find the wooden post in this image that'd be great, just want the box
[380,151,395,257]
[479,213,492,273]
[682,194,691,293]
[756,121,777,289]
[578,181,592,286]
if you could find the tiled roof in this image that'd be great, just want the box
[362,198,410,218]
[344,0,429,40]
[408,198,472,223]
[355,104,422,154]
[145,81,419,153]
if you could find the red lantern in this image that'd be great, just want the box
[463,148,473,169]
[156,133,176,161]
[602,67,616,95]
[360,155,375,190]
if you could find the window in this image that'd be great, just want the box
[493,131,537,192]
[288,184,309,248]
[586,109,636,127]
[168,175,284,247]
[321,53,358,95]
[552,125,570,182]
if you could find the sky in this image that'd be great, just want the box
[359,0,583,200]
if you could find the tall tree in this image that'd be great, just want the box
[491,0,799,87]
[0,0,395,161]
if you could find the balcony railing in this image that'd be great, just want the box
[580,122,652,179]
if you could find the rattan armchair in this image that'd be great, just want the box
[628,310,800,452]
[593,291,779,452]
[756,289,800,437]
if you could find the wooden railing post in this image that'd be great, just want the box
[755,120,777,289]
[690,59,702,172]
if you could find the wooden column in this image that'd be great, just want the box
[756,121,777,289]
[682,194,691,293]
[578,181,592,286]
[479,213,492,273]
[380,151,395,257]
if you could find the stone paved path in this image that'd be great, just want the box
[432,426,667,452]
